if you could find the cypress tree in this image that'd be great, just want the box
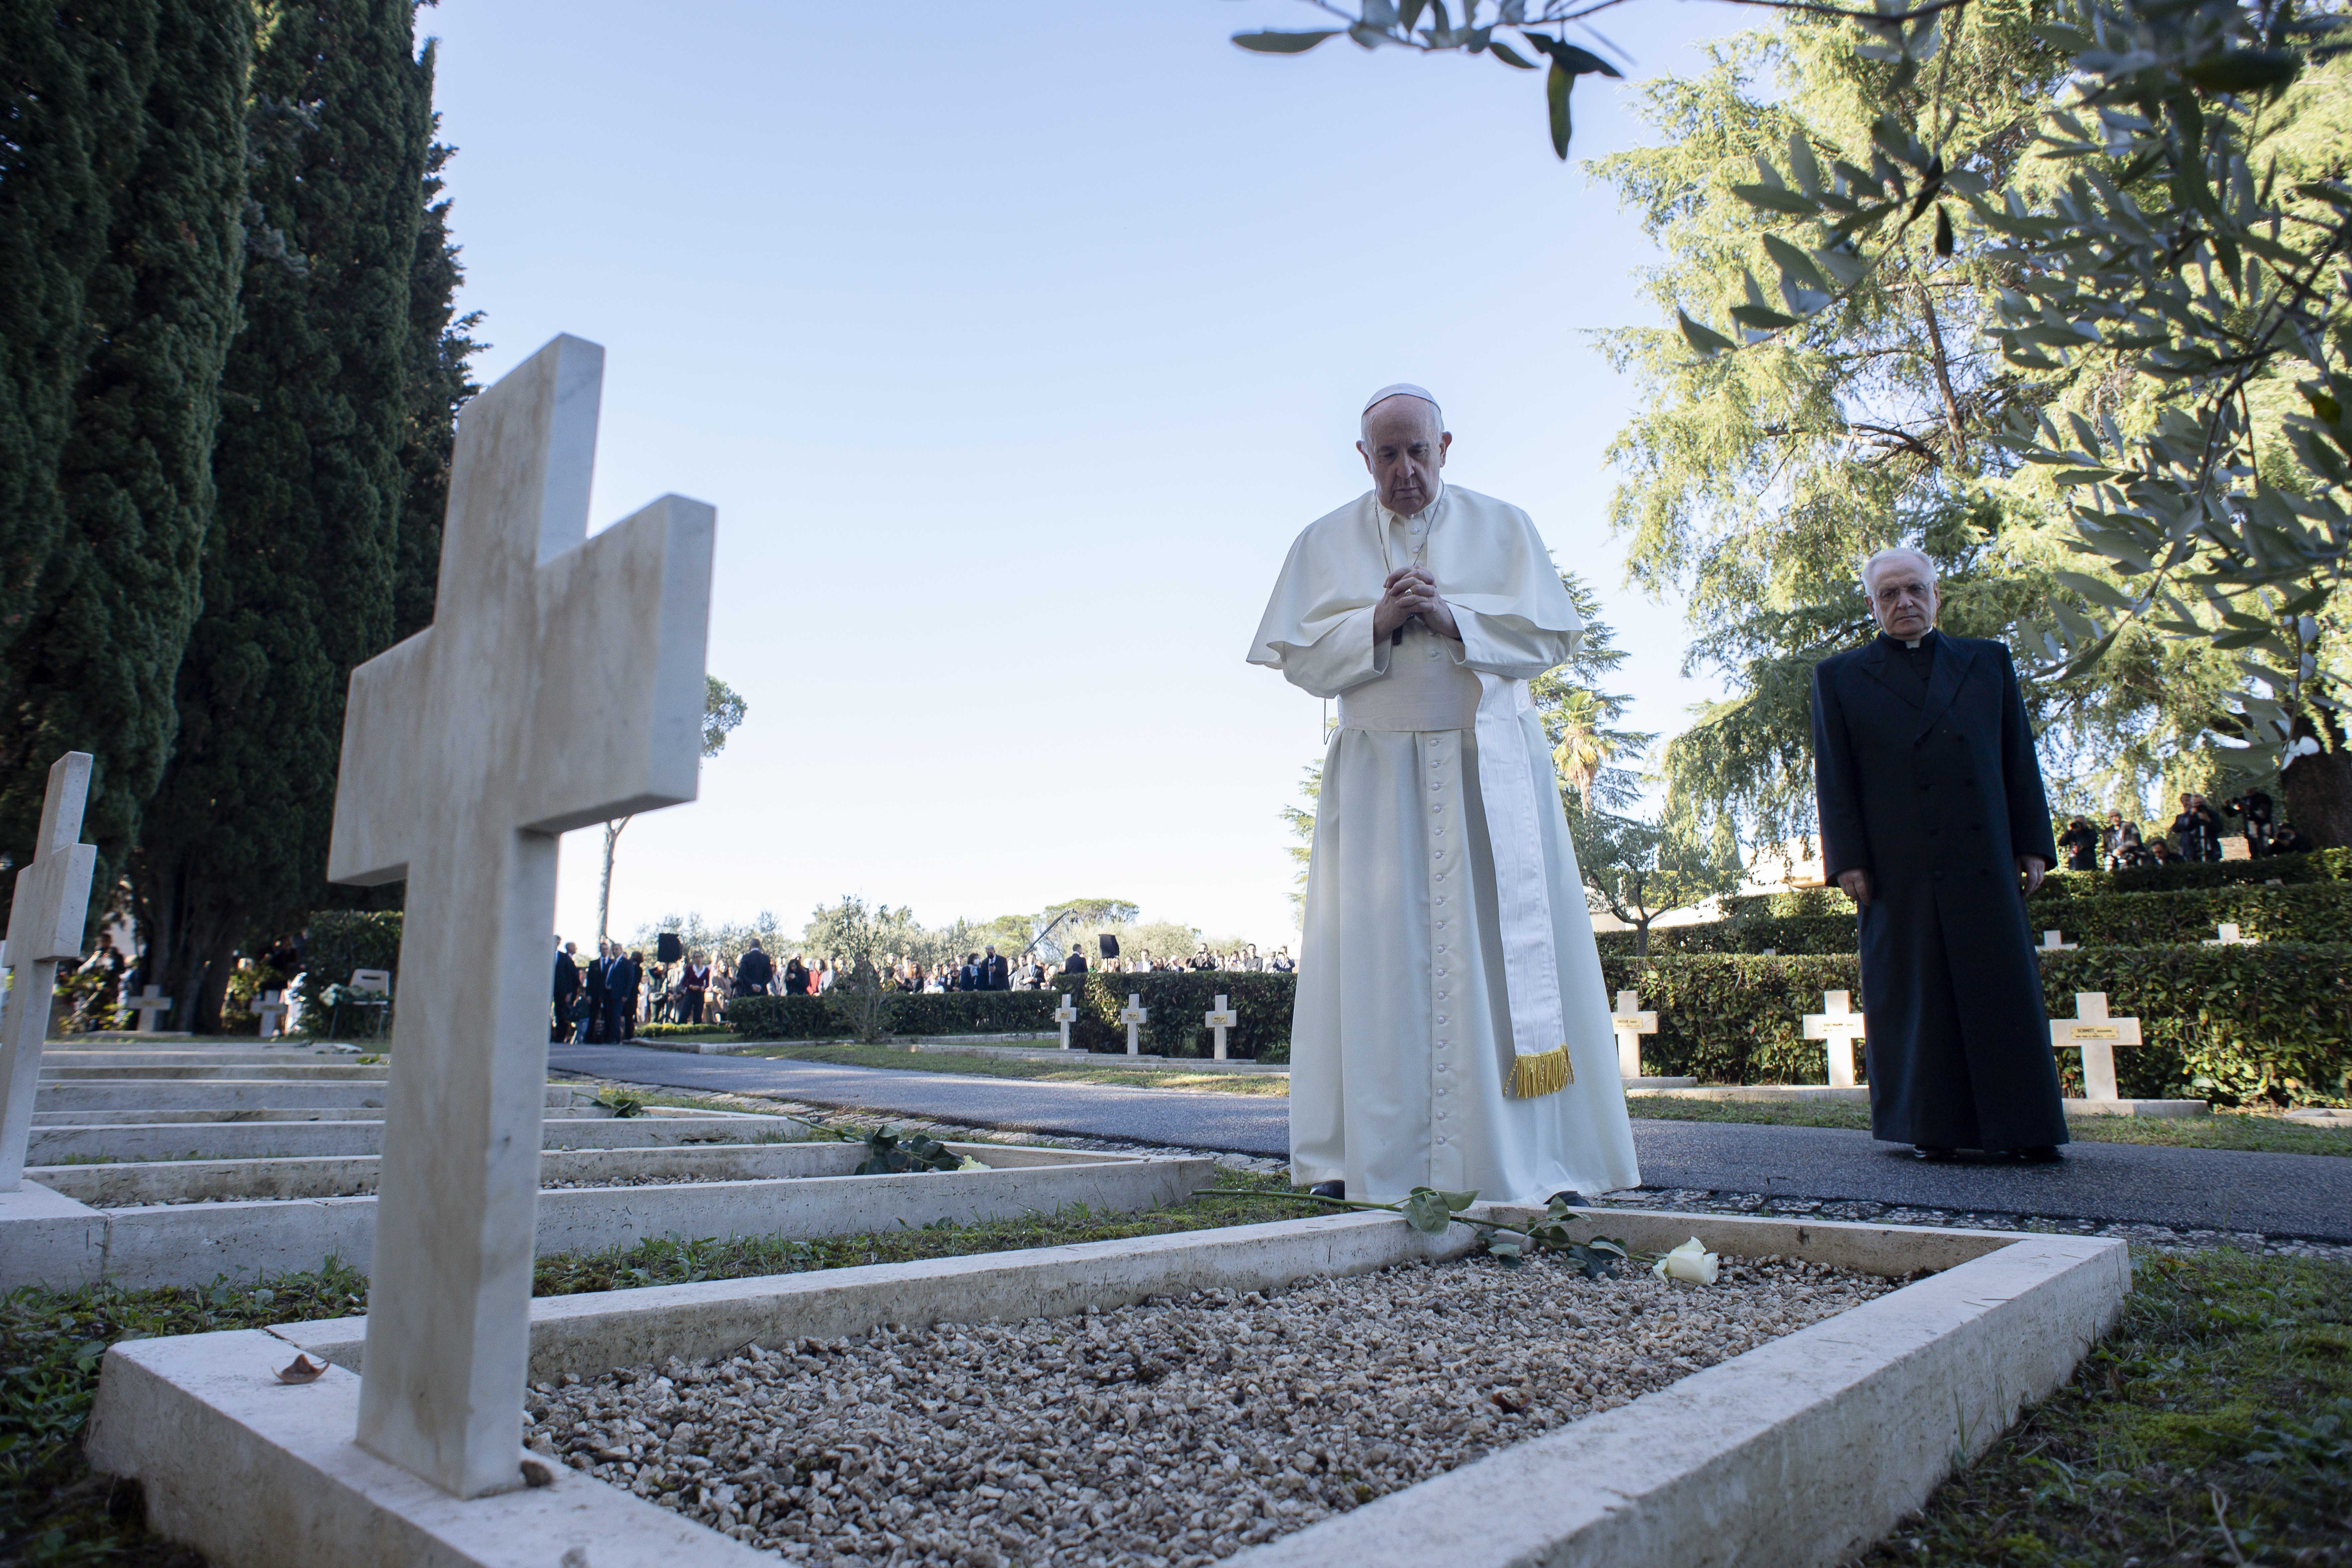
[135,0,432,1028]
[0,1,254,932]
[394,83,483,642]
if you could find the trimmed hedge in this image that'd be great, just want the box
[1600,882,2352,958]
[1727,848,2352,920]
[1055,972,1296,1061]
[296,911,403,1035]
[1601,945,2352,1107]
[724,990,1062,1042]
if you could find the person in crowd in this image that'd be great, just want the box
[1024,955,1047,989]
[1812,545,2066,1164]
[981,945,1011,990]
[582,941,613,1042]
[615,949,643,1039]
[1270,946,1296,973]
[2223,788,2275,857]
[643,957,671,1024]
[2147,835,2181,864]
[735,941,775,997]
[551,937,581,1042]
[1062,943,1088,975]
[818,958,839,993]
[677,950,711,1024]
[2100,810,2141,871]
[2057,816,2101,872]
[1129,947,1153,976]
[1188,943,1214,971]
[783,954,809,995]
[2171,792,2224,862]
[2272,820,2314,855]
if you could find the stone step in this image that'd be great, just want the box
[38,1046,362,1061]
[32,1105,625,1127]
[34,1081,582,1112]
[26,1111,809,1164]
[39,1064,392,1082]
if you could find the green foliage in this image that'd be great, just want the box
[724,990,1062,1042]
[392,112,484,642]
[134,0,437,1030]
[1567,791,1746,953]
[593,1089,645,1118]
[1056,970,1296,1060]
[703,673,745,758]
[853,1125,961,1175]
[1602,943,2352,1104]
[0,0,254,937]
[821,956,902,1044]
[293,909,402,1028]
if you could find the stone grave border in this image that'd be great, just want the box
[89,1206,2129,1568]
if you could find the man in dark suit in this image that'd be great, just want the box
[980,945,1010,991]
[583,941,613,1042]
[552,938,581,1042]
[1062,945,1088,975]
[1811,547,2066,1163]
[614,949,643,1039]
[735,941,775,996]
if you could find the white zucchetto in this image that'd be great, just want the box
[1362,383,1442,422]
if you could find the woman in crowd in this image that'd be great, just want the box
[2057,816,2101,872]
[783,954,810,996]
[677,950,712,1024]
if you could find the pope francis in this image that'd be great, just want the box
[1248,385,1640,1205]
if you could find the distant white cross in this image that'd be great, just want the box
[2204,923,2255,946]
[123,985,174,1033]
[0,752,98,1190]
[1204,994,1239,1062]
[1802,990,1866,1087]
[324,335,715,1498]
[1120,993,1149,1057]
[255,990,288,1040]
[1053,992,1078,1052]
[2049,992,2144,1101]
[2039,930,2078,951]
[1610,990,1658,1080]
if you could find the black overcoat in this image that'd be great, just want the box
[1811,632,2067,1150]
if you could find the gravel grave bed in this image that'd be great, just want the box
[525,1250,1900,1565]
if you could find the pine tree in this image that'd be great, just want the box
[0,0,254,932]
[135,0,432,1028]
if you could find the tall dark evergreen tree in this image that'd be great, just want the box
[0,0,254,932]
[135,0,433,1028]
[394,92,483,643]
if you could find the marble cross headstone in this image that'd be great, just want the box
[255,990,288,1040]
[2204,923,2254,946]
[2048,992,2144,1101]
[1609,990,1658,1080]
[1120,993,1148,1056]
[1053,992,1078,1051]
[325,335,715,1498]
[2039,930,2078,951]
[1204,995,1238,1062]
[123,985,174,1033]
[0,752,98,1190]
[1801,990,1866,1088]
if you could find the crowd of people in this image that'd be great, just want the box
[2057,789,2314,873]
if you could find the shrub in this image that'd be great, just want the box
[295,911,403,1034]
[1055,971,1294,1060]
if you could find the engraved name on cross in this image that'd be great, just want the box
[1610,990,1658,1081]
[326,336,714,1498]
[1802,989,1866,1088]
[2049,992,2144,1102]
[0,753,98,1190]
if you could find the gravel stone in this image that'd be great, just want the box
[526,1250,1895,1564]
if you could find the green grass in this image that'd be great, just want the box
[739,1040,1293,1095]
[1857,1248,2352,1567]
[1624,1094,2352,1156]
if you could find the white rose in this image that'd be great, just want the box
[1651,1236,1719,1285]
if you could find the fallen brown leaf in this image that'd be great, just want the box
[276,1354,328,1385]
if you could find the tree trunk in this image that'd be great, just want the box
[598,816,630,944]
[1632,920,1650,959]
[2281,710,2352,848]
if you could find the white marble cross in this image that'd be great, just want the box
[1120,993,1148,1056]
[1610,990,1658,1080]
[0,752,98,1190]
[1204,994,1238,1062]
[123,985,174,1033]
[1801,990,1866,1088]
[324,336,714,1498]
[1053,992,1078,1051]
[2048,992,2144,1101]
[2039,930,2078,951]
[255,990,288,1040]
[2204,923,2255,946]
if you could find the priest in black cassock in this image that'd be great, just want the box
[1810,547,2068,1163]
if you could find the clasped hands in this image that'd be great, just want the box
[1835,856,2048,906]
[1372,565,1460,643]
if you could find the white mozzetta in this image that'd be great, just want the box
[324,335,717,1498]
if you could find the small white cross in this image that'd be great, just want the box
[1119,993,1149,1057]
[2204,923,2254,946]
[1204,994,1238,1062]
[1801,990,1866,1087]
[1610,989,1658,1080]
[0,752,99,1190]
[255,990,289,1040]
[124,985,175,1033]
[1053,992,1078,1052]
[2049,992,2144,1101]
[2039,930,2078,951]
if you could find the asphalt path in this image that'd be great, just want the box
[550,1042,2352,1243]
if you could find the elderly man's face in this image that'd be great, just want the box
[1358,396,1450,516]
[1867,559,1939,641]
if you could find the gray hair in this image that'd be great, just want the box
[1860,547,1937,597]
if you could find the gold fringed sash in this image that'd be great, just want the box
[1509,1046,1574,1099]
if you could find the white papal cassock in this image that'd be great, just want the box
[1249,483,1640,1205]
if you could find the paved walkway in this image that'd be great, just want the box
[548,1042,2352,1243]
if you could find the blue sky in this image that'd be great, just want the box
[415,1,1750,950]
